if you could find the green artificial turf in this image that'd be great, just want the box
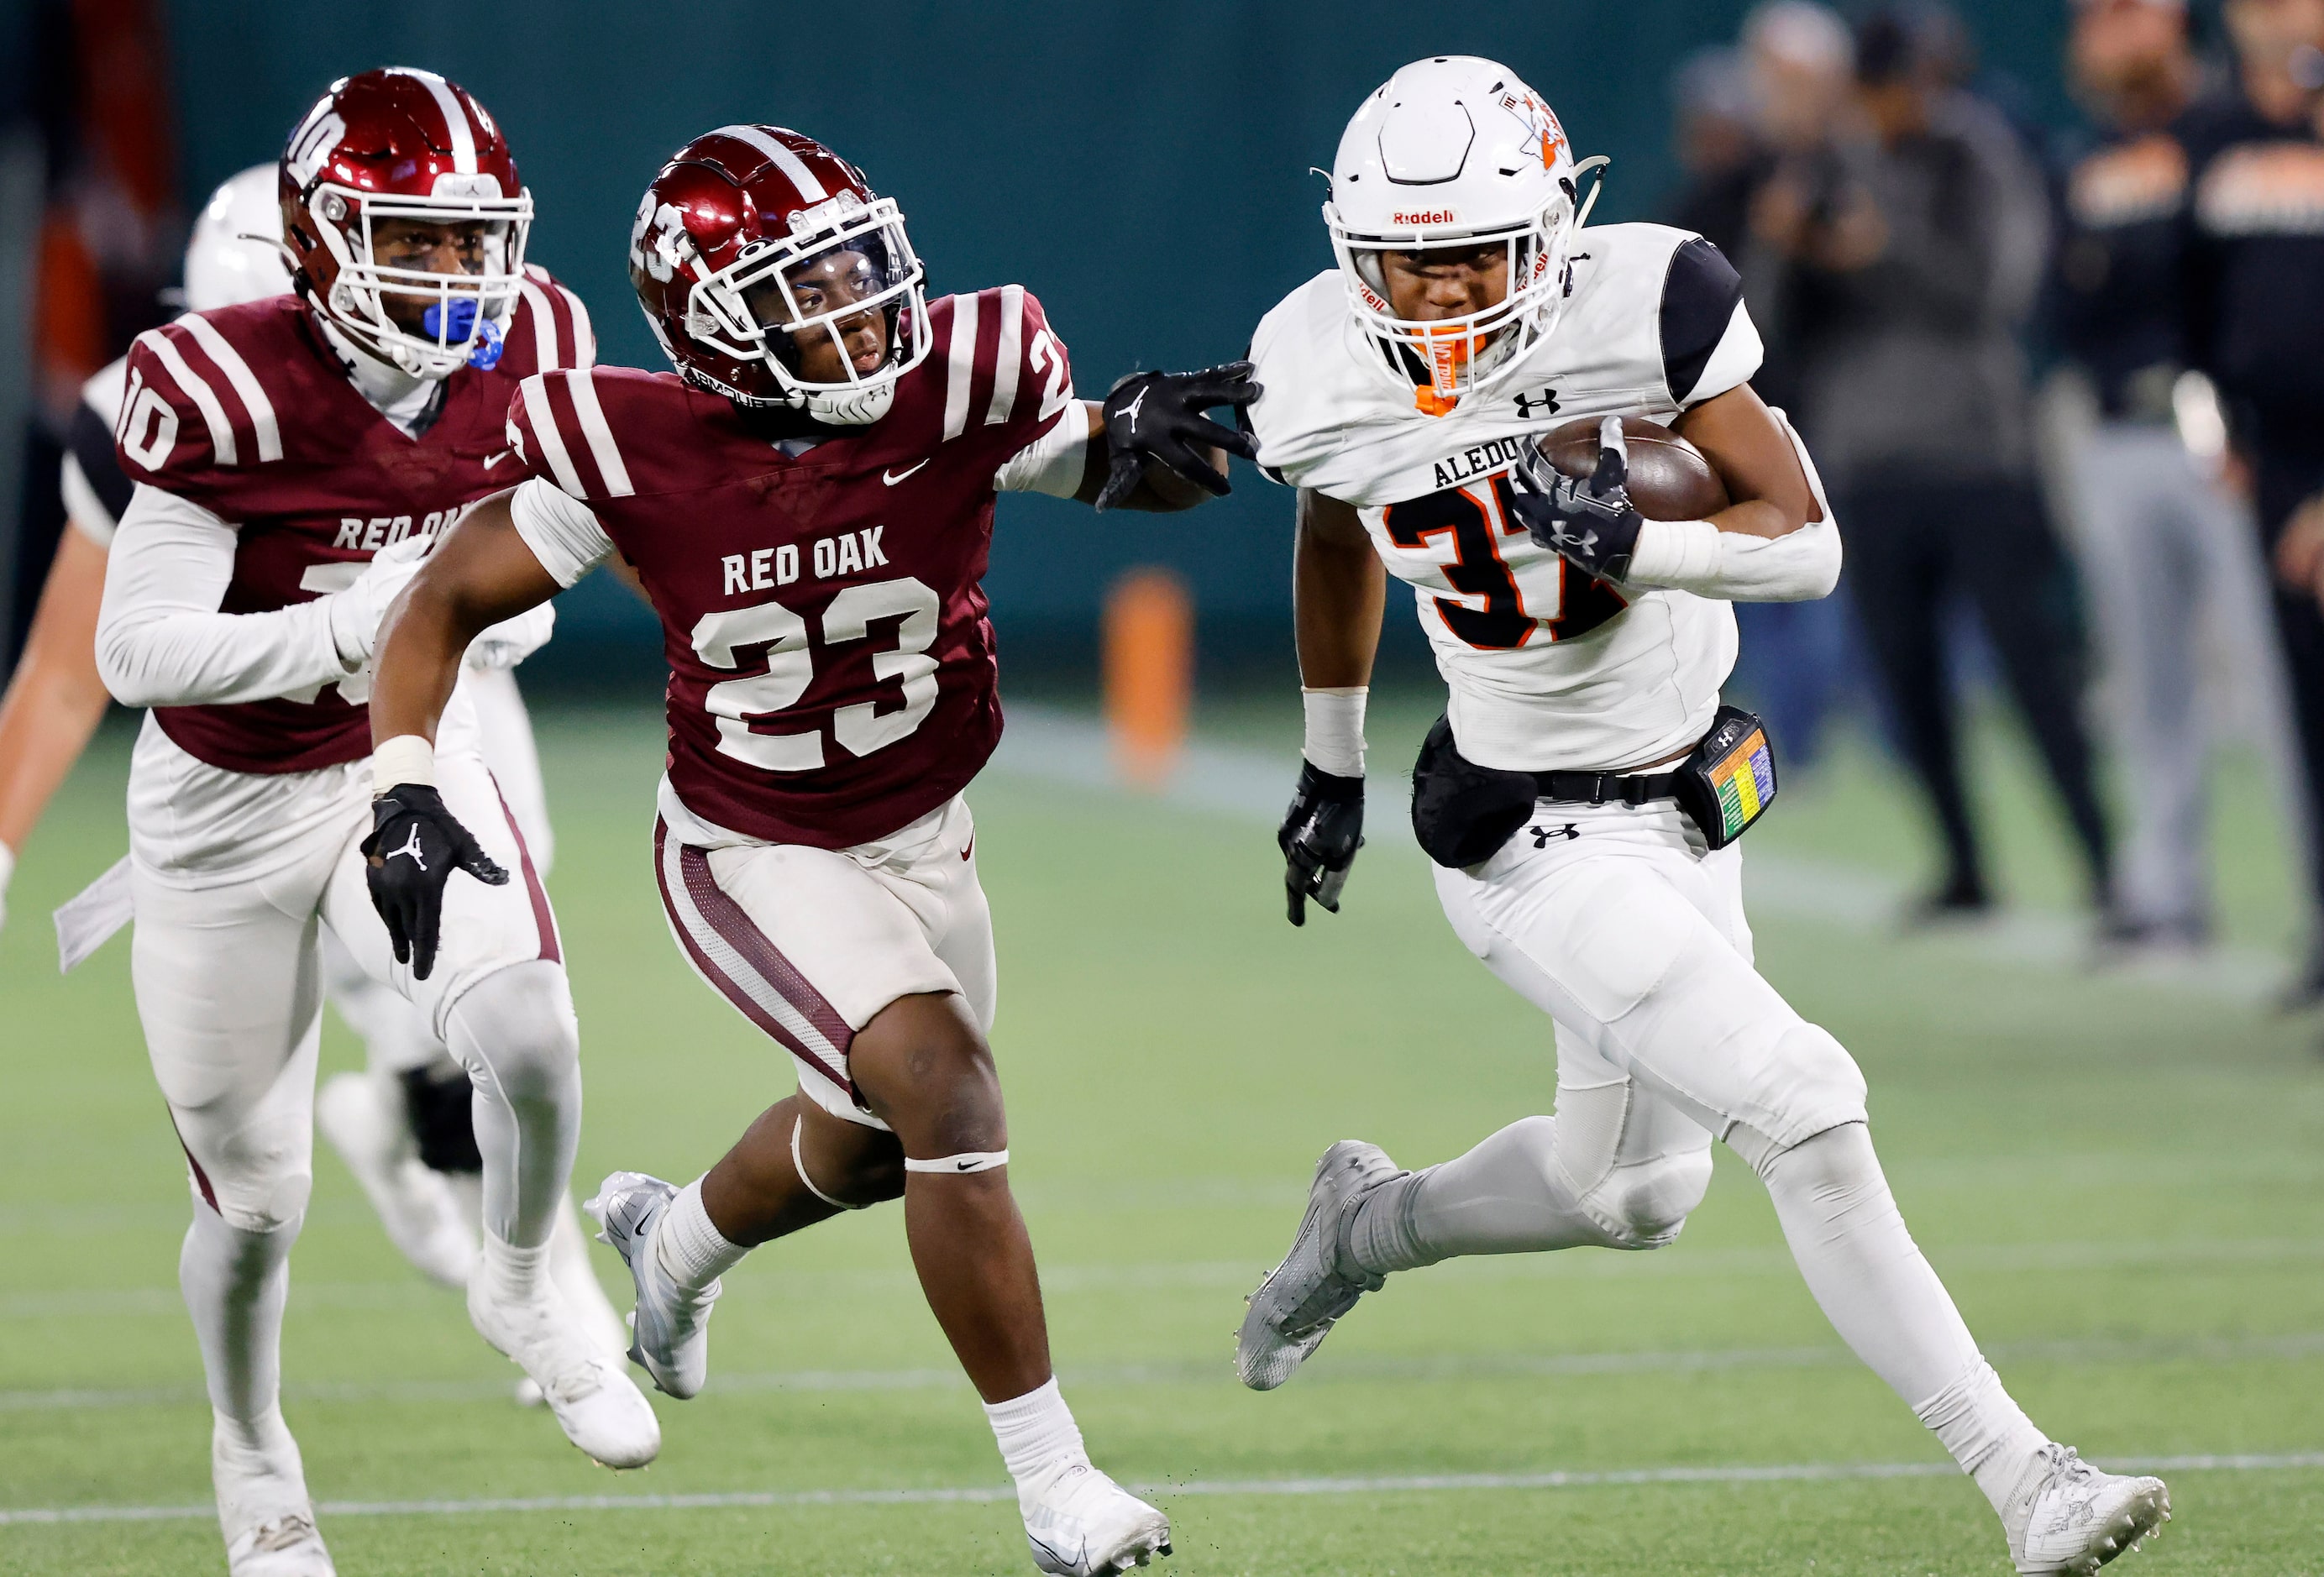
[2,698,2318,1574]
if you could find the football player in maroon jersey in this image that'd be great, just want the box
[364,125,1256,1574]
[8,162,631,1388]
[92,70,658,1577]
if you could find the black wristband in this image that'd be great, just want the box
[1298,759,1364,804]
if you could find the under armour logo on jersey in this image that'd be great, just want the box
[1529,823,1579,847]
[389,825,428,870]
[1513,386,1561,420]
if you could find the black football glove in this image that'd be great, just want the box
[1094,361,1262,511]
[1508,415,1645,583]
[361,783,508,980]
[1280,761,1364,926]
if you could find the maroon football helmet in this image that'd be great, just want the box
[279,67,532,377]
[627,125,930,423]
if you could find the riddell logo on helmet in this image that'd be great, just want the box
[1392,209,1458,226]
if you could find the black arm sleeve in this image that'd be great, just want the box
[68,398,136,527]
[1660,236,1747,405]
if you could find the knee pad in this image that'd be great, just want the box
[1552,1082,1713,1251]
[1768,1022,1869,1140]
[202,1154,312,1235]
[1577,1148,1712,1250]
[445,961,580,1100]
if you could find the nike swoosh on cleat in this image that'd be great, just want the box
[884,459,929,485]
[961,836,974,862]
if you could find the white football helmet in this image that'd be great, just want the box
[1324,56,1606,412]
[183,165,293,313]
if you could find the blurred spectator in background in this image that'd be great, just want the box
[2052,0,2300,954]
[1667,3,1860,768]
[2184,0,2324,998]
[1765,6,2120,925]
[1668,45,1759,259]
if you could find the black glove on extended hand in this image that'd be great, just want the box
[1094,361,1262,511]
[361,783,509,980]
[1508,419,1645,583]
[1279,761,1364,926]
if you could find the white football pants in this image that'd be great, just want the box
[130,726,576,1431]
[654,794,995,1130]
[1361,796,2043,1499]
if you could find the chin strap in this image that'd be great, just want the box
[902,1149,1010,1175]
[1571,155,1611,228]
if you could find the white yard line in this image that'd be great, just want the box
[9,1328,2321,1414]
[989,706,2295,1003]
[6,1451,2320,1526]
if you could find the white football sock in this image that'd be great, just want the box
[444,960,580,1250]
[656,1176,750,1297]
[210,1405,310,1538]
[1746,1121,2045,1511]
[549,1192,630,1362]
[1350,1114,1612,1274]
[479,1230,552,1305]
[180,1202,298,1427]
[984,1375,1089,1500]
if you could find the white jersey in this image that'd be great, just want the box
[1247,222,1765,773]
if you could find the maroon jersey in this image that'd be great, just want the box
[114,266,594,773]
[506,286,1077,848]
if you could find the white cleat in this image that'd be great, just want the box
[584,1171,718,1401]
[1235,1140,1405,1391]
[1020,1461,1172,1575]
[2004,1443,2170,1575]
[468,1276,660,1468]
[316,1071,475,1288]
[226,1513,335,1577]
[213,1414,334,1577]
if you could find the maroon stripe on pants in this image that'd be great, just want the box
[169,1113,220,1213]
[652,820,854,1095]
[489,775,559,964]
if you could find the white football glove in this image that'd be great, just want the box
[465,600,556,671]
[325,534,433,669]
[0,840,15,936]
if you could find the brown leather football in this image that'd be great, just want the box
[1538,417,1729,520]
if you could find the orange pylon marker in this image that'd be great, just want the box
[1104,567,1193,789]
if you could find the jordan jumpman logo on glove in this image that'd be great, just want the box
[361,784,507,979]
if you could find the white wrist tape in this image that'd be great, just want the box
[902,1148,1010,1175]
[1623,516,1842,602]
[371,734,438,790]
[791,1117,869,1210]
[0,841,15,895]
[1301,686,1368,778]
[1624,518,1722,585]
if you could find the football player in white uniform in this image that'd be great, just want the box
[1235,59,2169,1576]
[0,165,627,1378]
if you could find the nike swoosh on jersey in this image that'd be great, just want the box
[482,450,511,469]
[884,459,929,485]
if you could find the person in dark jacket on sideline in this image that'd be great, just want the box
[1769,7,2121,928]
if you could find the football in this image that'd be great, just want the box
[1537,416,1731,520]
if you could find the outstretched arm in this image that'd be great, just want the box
[1281,490,1383,925]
